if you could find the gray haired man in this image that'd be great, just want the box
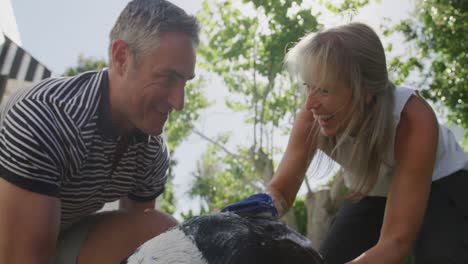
[0,0,199,263]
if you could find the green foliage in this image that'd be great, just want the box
[180,209,197,222]
[321,0,373,14]
[319,0,380,22]
[188,138,262,213]
[390,0,468,135]
[197,0,319,148]
[292,196,308,235]
[159,182,176,214]
[63,54,107,76]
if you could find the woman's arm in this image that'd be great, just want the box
[349,95,438,263]
[268,108,317,216]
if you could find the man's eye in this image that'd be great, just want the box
[165,73,179,86]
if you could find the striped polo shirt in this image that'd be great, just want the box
[0,70,170,230]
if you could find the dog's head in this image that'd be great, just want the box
[121,212,324,264]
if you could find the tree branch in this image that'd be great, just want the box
[192,127,248,162]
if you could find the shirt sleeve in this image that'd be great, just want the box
[128,136,171,202]
[0,100,68,196]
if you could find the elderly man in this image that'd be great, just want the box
[0,0,199,263]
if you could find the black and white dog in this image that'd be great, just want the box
[121,212,324,264]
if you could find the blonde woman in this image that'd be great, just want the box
[223,22,468,263]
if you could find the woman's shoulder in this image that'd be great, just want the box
[400,94,436,123]
[393,87,416,116]
[396,94,438,145]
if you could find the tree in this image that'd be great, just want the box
[387,0,467,139]
[63,55,210,214]
[188,135,261,213]
[188,0,321,230]
[63,55,107,77]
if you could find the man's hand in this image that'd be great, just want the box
[221,193,278,218]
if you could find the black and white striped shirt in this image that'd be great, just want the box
[0,70,170,230]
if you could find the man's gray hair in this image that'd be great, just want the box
[109,0,200,65]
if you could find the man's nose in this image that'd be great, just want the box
[168,81,185,111]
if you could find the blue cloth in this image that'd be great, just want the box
[221,193,278,217]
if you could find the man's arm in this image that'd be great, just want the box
[0,178,61,264]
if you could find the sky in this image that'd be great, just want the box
[9,0,418,218]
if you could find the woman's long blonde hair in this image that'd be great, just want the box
[285,22,395,198]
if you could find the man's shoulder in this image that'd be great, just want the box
[1,70,105,134]
[37,70,102,102]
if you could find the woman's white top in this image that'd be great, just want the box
[336,87,468,197]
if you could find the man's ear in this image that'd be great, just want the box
[111,40,130,76]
